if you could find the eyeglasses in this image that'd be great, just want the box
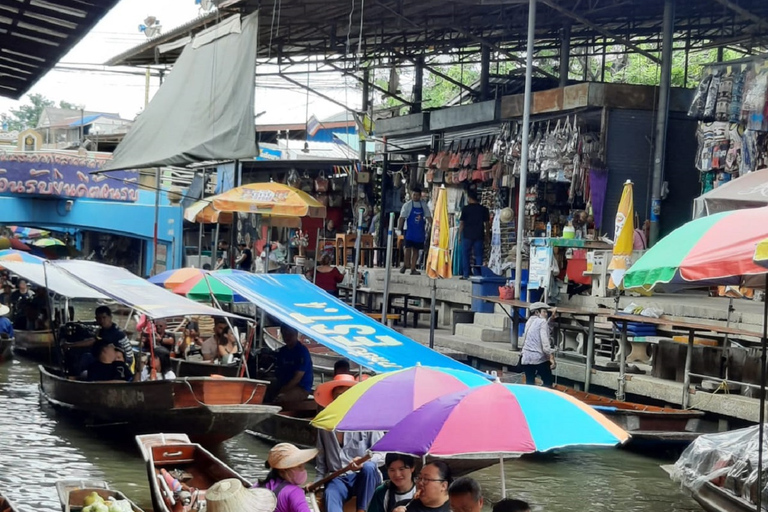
[415,477,445,484]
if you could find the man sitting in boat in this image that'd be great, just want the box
[202,317,237,363]
[448,477,483,512]
[0,304,14,339]
[315,375,384,512]
[334,359,352,377]
[272,323,314,403]
[85,339,135,382]
[95,306,134,370]
[154,319,176,352]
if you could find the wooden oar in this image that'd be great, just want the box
[306,453,373,493]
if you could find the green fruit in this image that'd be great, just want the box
[83,492,105,507]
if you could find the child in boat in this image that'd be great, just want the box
[259,443,318,512]
[368,454,417,512]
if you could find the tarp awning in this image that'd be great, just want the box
[100,13,260,172]
[54,260,243,320]
[214,273,489,376]
[693,168,768,218]
[0,261,107,300]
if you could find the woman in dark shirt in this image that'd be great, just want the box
[308,254,345,296]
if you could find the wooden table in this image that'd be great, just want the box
[338,285,410,324]
[335,234,374,267]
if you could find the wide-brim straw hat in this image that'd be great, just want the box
[529,301,551,312]
[314,374,357,407]
[206,479,276,512]
[267,443,319,469]
[0,304,9,317]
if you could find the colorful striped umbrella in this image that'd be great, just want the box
[8,226,49,239]
[754,239,768,269]
[373,383,628,456]
[33,238,65,247]
[174,270,246,303]
[608,180,634,288]
[149,268,209,289]
[310,366,492,432]
[623,206,768,292]
[0,249,45,264]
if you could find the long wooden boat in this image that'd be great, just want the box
[0,337,12,362]
[264,326,368,376]
[14,329,55,361]
[136,434,252,512]
[661,465,755,512]
[171,358,240,378]
[247,403,319,448]
[0,493,18,512]
[553,384,707,444]
[39,366,281,444]
[55,480,144,512]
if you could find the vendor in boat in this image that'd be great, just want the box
[448,478,483,512]
[368,454,417,512]
[85,339,135,382]
[0,304,14,339]
[259,443,318,512]
[95,306,134,369]
[393,462,451,512]
[492,500,530,512]
[519,302,557,388]
[273,323,314,403]
[315,374,384,512]
[202,317,237,363]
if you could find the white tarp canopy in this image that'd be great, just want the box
[0,261,107,300]
[100,12,260,172]
[693,168,768,218]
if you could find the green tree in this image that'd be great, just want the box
[4,93,54,130]
[58,100,85,111]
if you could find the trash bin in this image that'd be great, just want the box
[470,274,509,313]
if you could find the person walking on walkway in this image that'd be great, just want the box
[458,190,490,280]
[520,302,557,387]
[398,187,431,275]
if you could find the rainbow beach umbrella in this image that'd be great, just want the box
[0,249,44,264]
[149,268,209,289]
[310,366,492,432]
[373,383,628,497]
[175,269,246,303]
[623,206,768,293]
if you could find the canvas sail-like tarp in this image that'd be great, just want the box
[100,13,259,172]
[693,168,768,218]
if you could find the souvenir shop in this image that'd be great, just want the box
[688,55,768,194]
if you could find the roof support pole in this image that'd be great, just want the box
[649,0,675,247]
[513,0,537,304]
[412,55,424,114]
[480,45,491,101]
[360,68,370,163]
[559,24,571,87]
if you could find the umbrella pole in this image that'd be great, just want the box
[313,227,321,284]
[429,279,437,349]
[758,275,768,512]
[352,208,364,310]
[499,456,506,499]
[381,213,395,324]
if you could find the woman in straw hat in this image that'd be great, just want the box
[260,443,319,512]
[519,302,557,388]
[206,479,277,512]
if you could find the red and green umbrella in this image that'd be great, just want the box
[174,270,246,303]
[623,207,768,292]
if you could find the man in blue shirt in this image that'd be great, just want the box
[275,323,314,403]
[398,187,431,275]
[0,304,14,339]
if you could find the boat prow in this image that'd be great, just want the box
[0,492,19,512]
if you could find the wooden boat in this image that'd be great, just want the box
[0,493,18,512]
[55,480,144,512]
[554,384,707,444]
[248,402,319,448]
[661,465,755,512]
[136,433,252,512]
[171,358,240,378]
[0,337,12,362]
[14,329,55,361]
[264,326,368,376]
[39,366,281,444]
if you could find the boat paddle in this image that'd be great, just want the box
[306,453,373,493]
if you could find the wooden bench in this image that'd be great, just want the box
[365,313,401,327]
[392,303,438,329]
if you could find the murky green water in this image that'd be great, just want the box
[0,357,700,512]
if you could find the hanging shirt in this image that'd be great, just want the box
[400,200,431,244]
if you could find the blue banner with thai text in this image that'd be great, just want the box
[215,273,490,377]
[0,152,138,202]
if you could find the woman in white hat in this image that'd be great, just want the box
[259,443,318,512]
[207,479,276,512]
[519,302,557,387]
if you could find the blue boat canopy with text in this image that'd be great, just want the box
[215,273,490,377]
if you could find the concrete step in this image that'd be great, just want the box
[473,312,510,329]
[455,322,509,343]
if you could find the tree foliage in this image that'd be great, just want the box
[1,94,85,132]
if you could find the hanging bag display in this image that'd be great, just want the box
[299,172,313,193]
[449,141,462,170]
[314,171,329,193]
[287,169,301,189]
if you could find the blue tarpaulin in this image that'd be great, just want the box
[214,273,489,377]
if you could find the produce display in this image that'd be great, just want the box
[80,491,132,512]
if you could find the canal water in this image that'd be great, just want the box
[0,357,700,512]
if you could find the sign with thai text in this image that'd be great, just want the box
[0,152,139,202]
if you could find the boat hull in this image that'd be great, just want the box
[14,330,55,361]
[0,337,12,362]
[661,465,756,512]
[39,366,280,445]
[171,358,240,378]
[248,411,318,448]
